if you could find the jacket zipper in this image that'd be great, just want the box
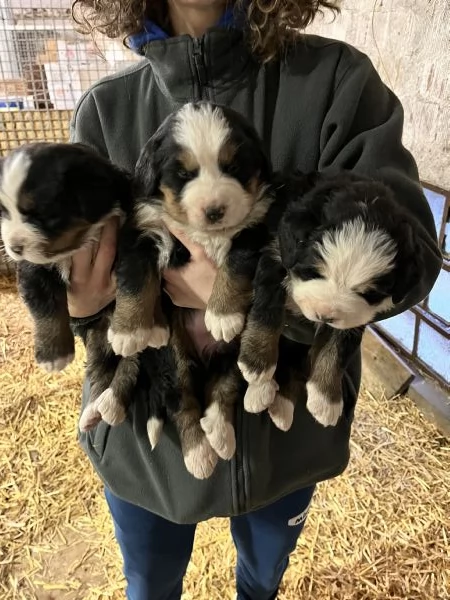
[192,36,246,513]
[192,38,207,100]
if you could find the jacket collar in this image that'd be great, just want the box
[127,7,253,102]
[127,6,243,51]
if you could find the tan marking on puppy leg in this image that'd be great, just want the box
[269,366,306,432]
[205,267,252,342]
[200,369,239,460]
[109,275,161,357]
[306,337,343,427]
[171,314,218,479]
[238,319,281,383]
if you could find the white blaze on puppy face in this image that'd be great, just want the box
[0,150,46,262]
[289,218,397,329]
[172,103,255,230]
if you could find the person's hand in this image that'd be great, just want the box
[67,218,118,318]
[163,227,217,310]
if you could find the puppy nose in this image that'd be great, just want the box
[11,243,24,256]
[204,205,225,224]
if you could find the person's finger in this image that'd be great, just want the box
[70,245,94,286]
[166,225,205,260]
[93,217,118,277]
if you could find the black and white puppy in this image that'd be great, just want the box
[104,101,274,479]
[0,142,139,428]
[238,170,423,430]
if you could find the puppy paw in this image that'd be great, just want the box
[200,406,236,460]
[244,380,278,414]
[78,402,102,432]
[184,437,218,480]
[146,325,170,349]
[204,310,245,343]
[107,327,153,357]
[147,417,164,450]
[268,394,295,432]
[95,388,127,426]
[38,352,75,373]
[237,360,276,385]
[306,381,343,427]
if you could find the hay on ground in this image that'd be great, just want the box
[0,275,449,600]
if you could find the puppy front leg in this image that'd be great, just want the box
[200,364,240,461]
[237,253,286,413]
[306,326,364,427]
[108,225,169,357]
[170,312,218,480]
[205,225,266,343]
[17,261,74,372]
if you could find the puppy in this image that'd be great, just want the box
[105,101,274,479]
[0,142,139,429]
[237,170,424,430]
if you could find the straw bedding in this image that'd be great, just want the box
[0,274,448,600]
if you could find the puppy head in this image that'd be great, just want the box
[282,175,422,329]
[0,143,130,264]
[135,102,271,231]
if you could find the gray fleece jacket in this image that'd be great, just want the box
[70,27,442,524]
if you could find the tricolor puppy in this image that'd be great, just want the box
[238,170,424,430]
[0,142,138,429]
[106,101,273,479]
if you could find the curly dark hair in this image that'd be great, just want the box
[71,0,341,63]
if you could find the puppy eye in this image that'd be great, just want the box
[177,168,196,181]
[0,202,9,218]
[357,289,387,304]
[222,163,239,176]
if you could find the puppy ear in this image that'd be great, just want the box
[134,121,168,197]
[278,204,317,269]
[390,220,424,305]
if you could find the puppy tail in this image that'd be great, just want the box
[146,417,164,450]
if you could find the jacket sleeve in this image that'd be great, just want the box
[317,48,443,321]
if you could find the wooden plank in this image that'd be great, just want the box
[408,378,450,437]
[361,327,415,399]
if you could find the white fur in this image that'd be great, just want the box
[237,362,276,385]
[108,326,168,357]
[95,388,127,426]
[146,325,170,348]
[204,310,245,343]
[78,402,102,432]
[184,436,218,479]
[0,150,46,261]
[288,218,396,328]
[200,401,236,460]
[243,380,278,413]
[306,381,343,427]
[134,203,173,271]
[172,103,269,234]
[268,394,295,432]
[38,352,75,373]
[147,417,164,450]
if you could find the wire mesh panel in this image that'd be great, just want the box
[0,0,141,274]
[0,0,141,147]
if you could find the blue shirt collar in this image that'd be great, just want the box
[128,6,243,52]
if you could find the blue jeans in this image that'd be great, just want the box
[105,484,315,600]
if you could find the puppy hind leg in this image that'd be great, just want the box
[200,368,239,461]
[170,316,218,479]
